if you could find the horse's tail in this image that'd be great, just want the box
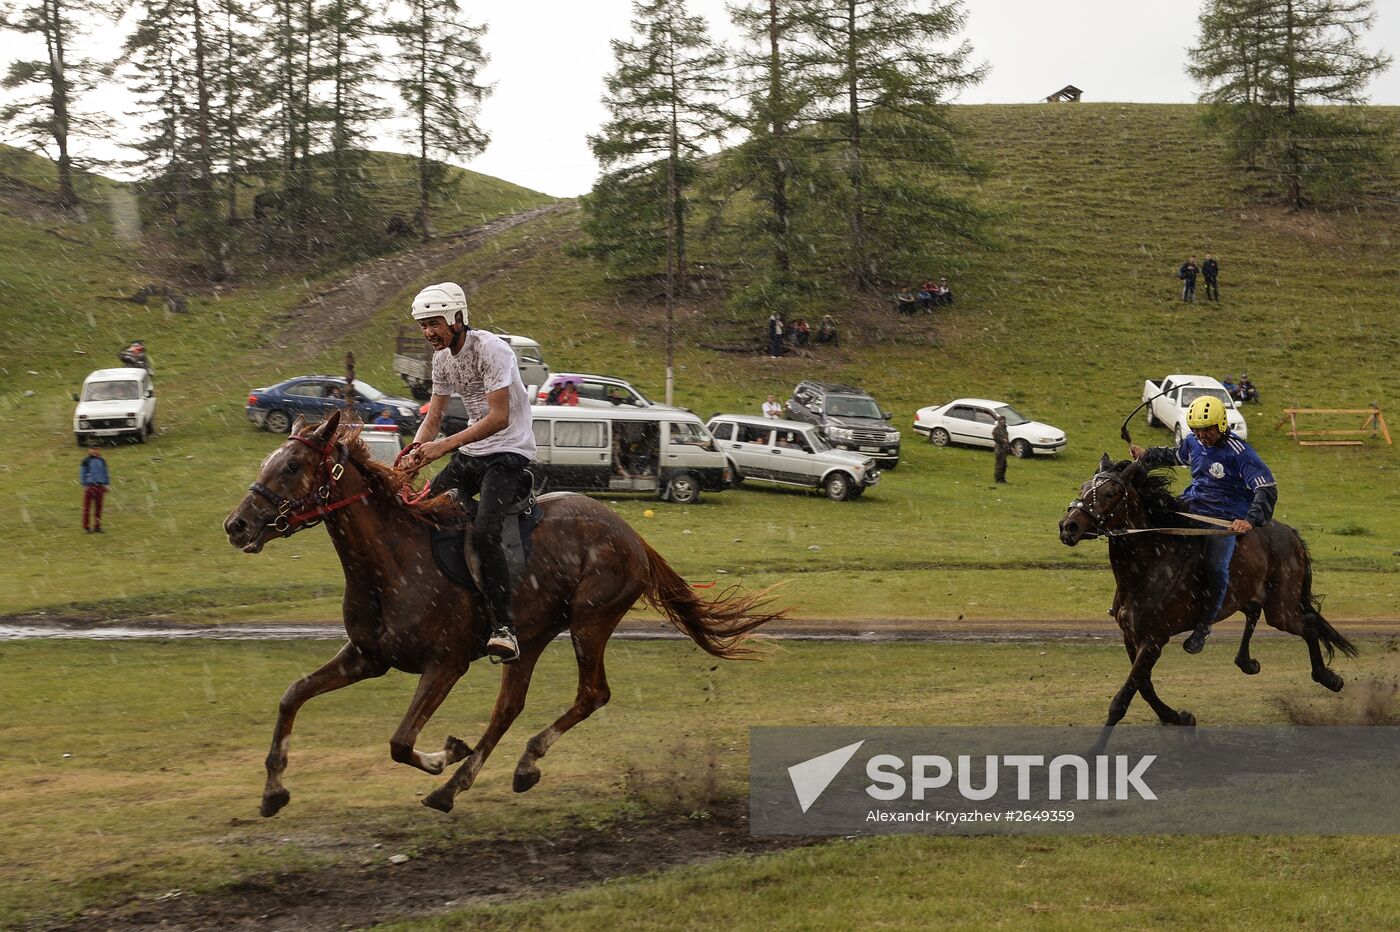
[1298,534,1359,661]
[640,539,786,659]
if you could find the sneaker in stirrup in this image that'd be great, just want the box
[486,627,520,663]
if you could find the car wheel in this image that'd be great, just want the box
[145,417,155,438]
[824,472,853,502]
[75,433,86,447]
[1011,439,1031,458]
[726,460,744,486]
[1146,409,1158,428]
[665,472,700,505]
[930,428,950,447]
[265,410,292,434]
[883,459,898,471]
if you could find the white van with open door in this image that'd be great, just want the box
[530,405,730,504]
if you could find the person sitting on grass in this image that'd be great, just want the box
[895,287,919,314]
[815,315,839,346]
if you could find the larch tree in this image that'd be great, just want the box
[585,0,727,405]
[386,0,490,242]
[1,0,117,211]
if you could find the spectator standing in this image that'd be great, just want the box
[80,446,110,532]
[992,415,1010,484]
[1179,256,1199,303]
[762,394,783,419]
[767,311,784,357]
[1202,254,1220,302]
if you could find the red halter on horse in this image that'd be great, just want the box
[225,410,785,815]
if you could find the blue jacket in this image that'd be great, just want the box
[80,455,109,486]
[1146,431,1275,523]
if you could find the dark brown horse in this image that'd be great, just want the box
[1059,454,1356,735]
[224,411,782,815]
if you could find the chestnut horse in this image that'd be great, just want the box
[1059,454,1356,739]
[224,411,782,815]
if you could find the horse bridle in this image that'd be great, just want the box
[1066,470,1131,539]
[248,435,369,538]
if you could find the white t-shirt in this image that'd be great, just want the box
[431,330,537,459]
[762,401,782,419]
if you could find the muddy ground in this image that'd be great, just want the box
[43,803,817,931]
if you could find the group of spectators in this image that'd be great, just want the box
[1177,254,1221,303]
[895,278,954,314]
[1221,374,1260,405]
[767,312,839,357]
[543,379,581,406]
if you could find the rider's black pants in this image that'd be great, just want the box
[429,450,531,631]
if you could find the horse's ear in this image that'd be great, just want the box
[1098,452,1112,472]
[290,414,307,436]
[312,409,342,443]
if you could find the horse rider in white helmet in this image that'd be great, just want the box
[398,282,537,662]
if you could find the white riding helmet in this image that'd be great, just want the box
[410,282,467,326]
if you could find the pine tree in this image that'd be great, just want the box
[1,0,117,211]
[1189,0,1393,207]
[319,0,385,229]
[386,0,490,242]
[792,0,986,288]
[209,0,264,226]
[585,0,727,404]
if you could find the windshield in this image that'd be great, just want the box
[993,405,1029,426]
[826,395,882,419]
[84,380,140,402]
[351,380,384,401]
[1180,387,1232,408]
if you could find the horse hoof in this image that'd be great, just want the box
[260,788,290,818]
[1315,670,1344,693]
[1235,658,1261,675]
[1176,710,1196,727]
[444,735,472,765]
[422,788,455,813]
[513,767,542,794]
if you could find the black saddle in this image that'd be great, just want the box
[429,492,544,593]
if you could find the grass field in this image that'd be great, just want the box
[3,637,1399,927]
[4,104,1400,625]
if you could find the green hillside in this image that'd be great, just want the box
[3,104,1398,624]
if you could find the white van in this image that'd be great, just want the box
[73,367,157,444]
[394,327,550,400]
[530,405,730,504]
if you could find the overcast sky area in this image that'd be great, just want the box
[4,0,1398,197]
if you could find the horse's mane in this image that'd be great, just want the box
[1111,459,1188,527]
[331,424,466,524]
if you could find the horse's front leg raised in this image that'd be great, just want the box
[389,661,472,775]
[262,643,387,817]
[423,641,545,813]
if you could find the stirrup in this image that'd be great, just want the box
[1183,623,1212,655]
[486,628,520,664]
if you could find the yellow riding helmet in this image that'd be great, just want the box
[1186,396,1229,432]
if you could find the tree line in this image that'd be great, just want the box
[2,0,490,278]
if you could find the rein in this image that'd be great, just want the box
[1070,472,1236,539]
[249,436,370,538]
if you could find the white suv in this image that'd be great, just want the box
[73,367,157,444]
[706,414,879,501]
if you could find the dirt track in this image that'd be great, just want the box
[45,803,817,931]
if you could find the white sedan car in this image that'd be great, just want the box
[913,398,1066,457]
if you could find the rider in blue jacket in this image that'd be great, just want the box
[1129,396,1277,653]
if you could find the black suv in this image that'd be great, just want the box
[785,380,902,469]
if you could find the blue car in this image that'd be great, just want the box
[246,376,421,435]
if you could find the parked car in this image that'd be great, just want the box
[360,423,404,466]
[531,405,729,504]
[913,398,1066,457]
[246,376,420,435]
[534,373,663,410]
[1142,374,1248,444]
[73,367,157,445]
[706,414,879,501]
[784,380,901,469]
[394,327,549,400]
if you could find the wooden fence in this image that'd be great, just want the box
[1275,406,1392,447]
